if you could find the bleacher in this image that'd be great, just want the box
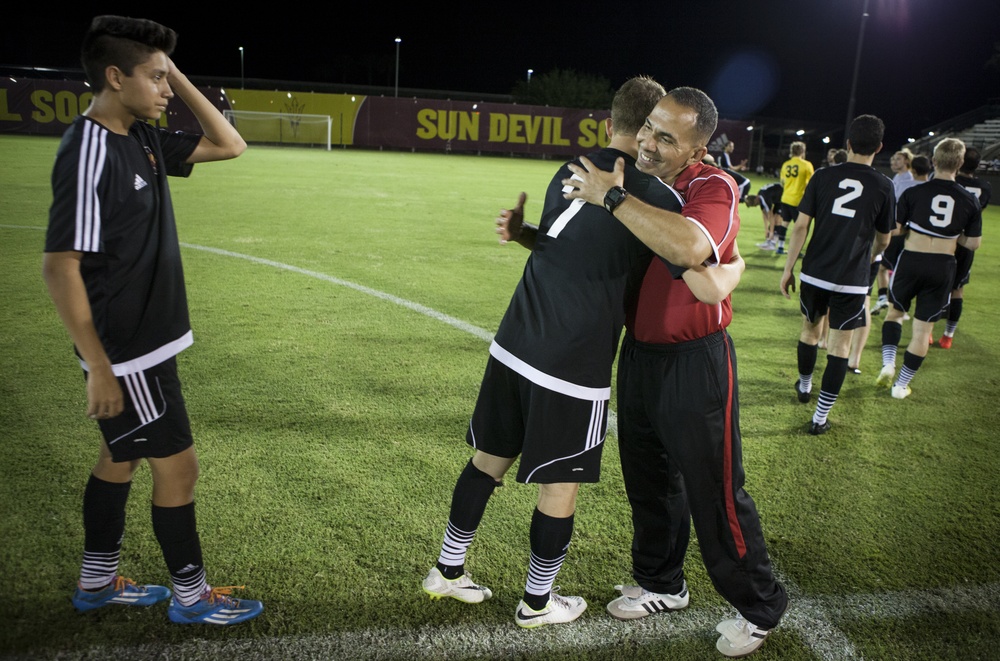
[905,103,1000,164]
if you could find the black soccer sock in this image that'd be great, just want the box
[878,287,888,298]
[523,508,574,610]
[896,351,925,388]
[79,475,131,590]
[814,355,849,424]
[881,321,903,366]
[436,459,500,579]
[797,341,818,388]
[774,225,787,244]
[152,502,206,606]
[946,298,963,335]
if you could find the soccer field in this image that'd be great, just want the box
[1,135,998,660]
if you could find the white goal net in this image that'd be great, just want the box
[223,110,332,150]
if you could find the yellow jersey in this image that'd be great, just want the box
[780,156,814,206]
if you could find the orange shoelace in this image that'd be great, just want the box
[205,585,247,605]
[113,576,140,592]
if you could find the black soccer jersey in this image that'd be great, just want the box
[798,162,895,293]
[46,116,201,375]
[757,182,783,213]
[956,173,992,209]
[491,148,684,396]
[898,178,982,240]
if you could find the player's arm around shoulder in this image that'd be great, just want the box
[167,59,246,163]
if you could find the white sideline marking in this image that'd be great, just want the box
[181,243,496,343]
[57,582,1000,661]
[7,228,995,658]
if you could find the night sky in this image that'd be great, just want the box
[5,1,999,150]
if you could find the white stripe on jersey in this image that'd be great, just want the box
[800,273,869,295]
[489,340,611,401]
[78,330,194,376]
[680,173,738,266]
[548,198,586,238]
[75,121,107,253]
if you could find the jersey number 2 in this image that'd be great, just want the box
[832,179,863,218]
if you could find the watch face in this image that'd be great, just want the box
[605,186,627,211]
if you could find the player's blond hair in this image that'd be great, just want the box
[932,138,965,173]
[790,141,806,156]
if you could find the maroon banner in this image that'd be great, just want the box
[353,97,611,157]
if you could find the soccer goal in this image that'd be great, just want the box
[223,110,332,150]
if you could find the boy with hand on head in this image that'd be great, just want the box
[43,15,262,625]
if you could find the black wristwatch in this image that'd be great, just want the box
[604,185,628,213]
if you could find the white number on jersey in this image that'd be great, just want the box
[929,194,955,228]
[963,185,982,201]
[832,179,864,218]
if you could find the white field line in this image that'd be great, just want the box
[12,582,999,661]
[7,231,997,658]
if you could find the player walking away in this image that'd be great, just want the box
[423,76,693,630]
[43,16,262,625]
[877,138,982,398]
[565,87,788,659]
[872,148,920,313]
[779,115,894,435]
[749,181,784,250]
[774,141,814,255]
[939,146,991,348]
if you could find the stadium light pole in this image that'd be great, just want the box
[239,47,244,89]
[844,0,870,144]
[527,69,533,83]
[394,38,401,97]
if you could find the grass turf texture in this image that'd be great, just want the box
[1,134,998,660]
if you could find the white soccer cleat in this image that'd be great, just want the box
[891,384,912,400]
[422,567,492,603]
[716,615,772,658]
[515,591,587,629]
[606,582,689,620]
[876,365,895,388]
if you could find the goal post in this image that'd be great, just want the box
[223,110,333,150]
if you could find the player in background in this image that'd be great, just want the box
[565,88,788,659]
[774,142,814,255]
[938,146,991,348]
[876,138,982,398]
[872,154,932,317]
[43,15,262,625]
[718,139,747,171]
[872,148,919,313]
[780,115,895,434]
[749,181,784,251]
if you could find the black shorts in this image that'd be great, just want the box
[779,203,798,223]
[798,281,867,330]
[466,356,608,484]
[882,234,906,270]
[89,356,194,462]
[953,245,974,289]
[888,251,956,322]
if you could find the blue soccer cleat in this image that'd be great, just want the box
[72,576,171,612]
[167,585,263,625]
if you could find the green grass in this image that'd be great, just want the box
[1,135,998,660]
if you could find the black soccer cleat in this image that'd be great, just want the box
[808,420,832,436]
[795,379,811,403]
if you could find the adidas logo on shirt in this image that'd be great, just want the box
[134,174,148,190]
